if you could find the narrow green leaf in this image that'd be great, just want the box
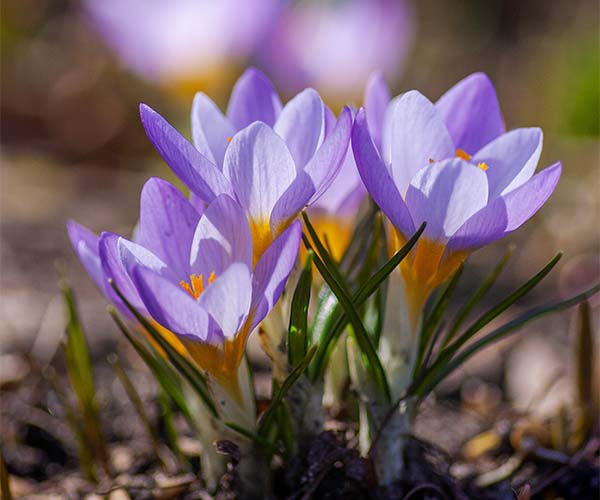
[309,223,426,381]
[108,280,218,417]
[258,345,317,436]
[436,253,562,369]
[413,283,600,397]
[305,237,391,401]
[443,246,513,347]
[288,251,313,366]
[109,308,196,424]
[412,265,463,376]
[224,422,276,453]
[61,282,109,472]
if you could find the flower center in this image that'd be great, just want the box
[180,272,216,299]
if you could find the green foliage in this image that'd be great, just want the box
[288,251,313,367]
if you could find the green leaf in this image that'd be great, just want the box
[288,251,313,366]
[304,235,391,401]
[443,246,513,347]
[413,283,600,397]
[309,222,426,381]
[108,309,196,423]
[224,422,276,453]
[109,280,218,417]
[412,265,463,376]
[258,345,317,436]
[433,253,562,372]
[61,281,109,472]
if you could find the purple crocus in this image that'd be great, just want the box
[352,73,562,326]
[83,0,280,92]
[68,178,301,398]
[139,68,352,263]
[260,0,413,104]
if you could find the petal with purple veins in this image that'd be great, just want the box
[135,178,200,279]
[390,91,455,196]
[473,127,543,198]
[364,71,391,152]
[226,67,282,129]
[436,72,505,154]
[190,194,252,277]
[274,88,325,169]
[191,92,235,167]
[198,263,252,340]
[406,158,488,242]
[250,221,302,329]
[352,108,414,237]
[139,104,233,202]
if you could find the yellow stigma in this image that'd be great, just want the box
[477,161,489,171]
[180,272,216,299]
[227,136,233,143]
[455,148,472,161]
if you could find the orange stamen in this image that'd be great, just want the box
[477,161,489,171]
[180,272,216,299]
[455,148,472,161]
[227,136,233,143]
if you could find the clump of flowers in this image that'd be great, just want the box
[68,68,598,497]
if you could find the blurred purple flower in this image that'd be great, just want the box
[352,73,562,323]
[68,178,300,396]
[260,0,413,103]
[140,68,352,262]
[83,0,280,87]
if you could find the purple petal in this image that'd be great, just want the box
[223,121,296,226]
[364,71,391,152]
[226,67,282,129]
[406,158,488,241]
[198,263,252,340]
[274,88,326,168]
[389,91,455,196]
[190,194,252,277]
[435,72,505,154]
[135,178,200,278]
[131,266,212,342]
[191,92,235,167]
[139,104,233,202]
[269,107,352,231]
[250,221,301,329]
[473,128,543,198]
[67,221,105,294]
[352,108,414,237]
[447,162,561,251]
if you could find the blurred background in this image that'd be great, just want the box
[1,0,598,412]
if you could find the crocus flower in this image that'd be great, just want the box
[260,0,413,105]
[83,0,280,96]
[68,178,301,400]
[352,73,562,327]
[140,68,352,263]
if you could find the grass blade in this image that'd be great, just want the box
[443,246,513,347]
[309,223,426,381]
[258,345,317,436]
[108,280,218,417]
[288,251,313,366]
[413,283,600,397]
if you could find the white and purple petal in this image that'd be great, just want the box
[474,127,543,198]
[223,121,296,225]
[250,221,302,329]
[435,72,505,154]
[226,67,282,129]
[389,91,455,196]
[135,178,200,279]
[191,92,235,167]
[405,158,488,241]
[190,194,252,277]
[274,88,326,169]
[139,104,234,202]
[197,263,252,340]
[67,221,105,294]
[352,108,414,237]
[364,71,391,152]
